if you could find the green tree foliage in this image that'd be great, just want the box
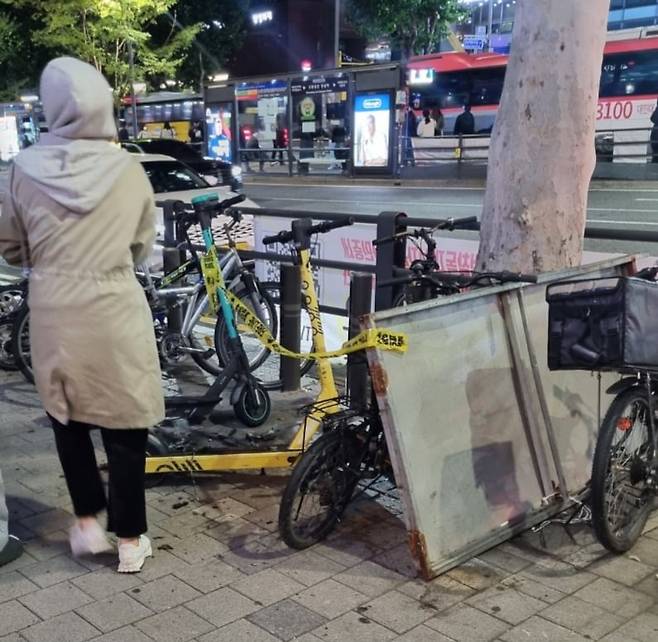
[3,0,199,97]
[151,0,250,90]
[345,0,465,59]
[0,7,50,100]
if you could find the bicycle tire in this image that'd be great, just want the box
[279,430,361,549]
[237,281,314,391]
[0,318,17,370]
[214,280,278,373]
[11,303,33,384]
[591,387,654,553]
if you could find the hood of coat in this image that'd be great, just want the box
[14,57,134,215]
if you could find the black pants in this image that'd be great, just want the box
[51,417,148,538]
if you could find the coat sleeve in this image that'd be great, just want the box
[131,188,157,266]
[0,168,30,267]
[651,108,658,126]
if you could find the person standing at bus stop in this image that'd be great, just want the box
[0,56,164,573]
[650,99,658,163]
[454,104,475,136]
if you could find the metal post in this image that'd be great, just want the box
[127,40,139,138]
[280,263,302,391]
[374,211,407,312]
[162,200,183,333]
[348,273,373,409]
[287,82,294,177]
[488,0,494,51]
[334,0,341,68]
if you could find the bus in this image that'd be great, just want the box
[406,27,658,161]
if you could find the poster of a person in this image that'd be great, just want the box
[354,94,391,168]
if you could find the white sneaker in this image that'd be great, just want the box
[69,521,113,557]
[118,535,152,573]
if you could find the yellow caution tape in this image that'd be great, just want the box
[228,287,408,359]
[199,249,408,360]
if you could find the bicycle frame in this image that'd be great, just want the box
[145,220,341,474]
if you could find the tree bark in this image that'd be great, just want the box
[476,0,608,273]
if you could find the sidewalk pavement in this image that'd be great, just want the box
[2,366,658,642]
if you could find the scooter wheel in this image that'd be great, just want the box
[234,383,271,427]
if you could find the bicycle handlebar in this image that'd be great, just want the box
[262,216,355,246]
[372,217,479,247]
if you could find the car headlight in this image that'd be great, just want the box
[231,165,242,178]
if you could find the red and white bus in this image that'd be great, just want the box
[406,27,658,160]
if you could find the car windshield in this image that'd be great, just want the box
[141,161,209,193]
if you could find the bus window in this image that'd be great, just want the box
[600,55,619,98]
[469,67,505,106]
[435,71,471,109]
[617,51,658,96]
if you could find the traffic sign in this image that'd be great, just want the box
[463,35,487,51]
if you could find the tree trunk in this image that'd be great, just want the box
[476,0,608,273]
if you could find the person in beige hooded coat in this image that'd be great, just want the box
[0,57,164,573]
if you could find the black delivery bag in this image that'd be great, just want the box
[546,276,658,372]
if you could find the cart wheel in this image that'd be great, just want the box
[234,383,271,427]
[145,432,170,488]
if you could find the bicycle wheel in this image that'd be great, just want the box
[11,304,33,384]
[591,387,655,553]
[0,318,16,370]
[279,430,362,549]
[244,281,314,390]
[215,279,280,374]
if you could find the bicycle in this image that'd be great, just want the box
[0,280,26,371]
[10,197,277,385]
[547,266,658,553]
[278,269,537,549]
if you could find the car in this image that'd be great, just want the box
[124,139,243,191]
[135,154,257,253]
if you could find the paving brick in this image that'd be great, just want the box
[500,615,589,642]
[172,558,244,594]
[21,531,70,562]
[398,575,475,613]
[334,560,407,598]
[396,625,454,642]
[466,584,547,625]
[620,537,658,567]
[358,521,407,550]
[166,532,228,564]
[18,580,94,619]
[186,587,259,628]
[426,603,510,641]
[242,503,279,533]
[21,611,99,642]
[129,574,201,612]
[590,554,656,586]
[76,592,153,632]
[219,533,295,575]
[541,594,626,640]
[574,576,654,617]
[131,549,189,582]
[19,554,88,588]
[247,598,327,641]
[372,543,419,579]
[607,611,658,642]
[230,568,305,606]
[500,573,566,604]
[19,508,74,537]
[519,559,596,595]
[312,609,396,641]
[88,625,154,642]
[204,516,269,548]
[313,536,381,568]
[635,571,658,599]
[135,605,214,642]
[197,619,279,642]
[477,547,534,574]
[275,550,346,587]
[71,566,143,599]
[292,578,368,619]
[0,601,40,637]
[0,571,39,603]
[0,550,38,576]
[446,558,507,591]
[359,589,434,634]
